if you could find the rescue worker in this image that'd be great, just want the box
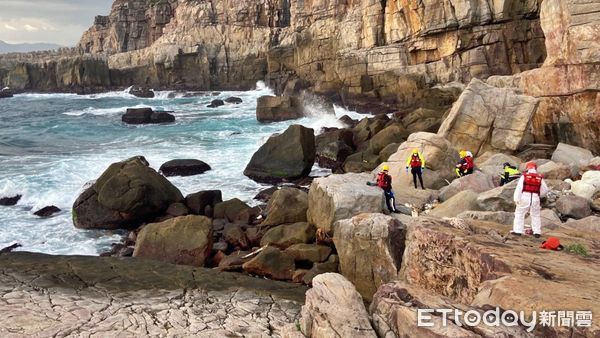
[405,148,426,189]
[455,150,475,177]
[500,162,520,186]
[512,161,548,238]
[377,165,400,213]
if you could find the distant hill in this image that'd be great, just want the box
[0,40,63,54]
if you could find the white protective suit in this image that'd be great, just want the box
[512,168,549,235]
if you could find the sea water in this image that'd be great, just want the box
[0,82,367,255]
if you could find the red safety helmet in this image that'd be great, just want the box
[526,161,537,170]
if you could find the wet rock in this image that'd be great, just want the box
[128,86,155,98]
[253,186,278,203]
[430,190,482,218]
[307,173,383,233]
[159,159,211,177]
[342,149,380,173]
[438,171,495,202]
[185,190,222,216]
[133,215,213,266]
[213,198,252,222]
[338,115,358,128]
[122,108,175,124]
[315,128,355,172]
[0,88,14,98]
[207,99,224,108]
[165,202,189,217]
[0,195,21,206]
[556,196,592,219]
[72,157,184,230]
[262,187,308,227]
[33,205,61,217]
[223,224,249,250]
[333,213,406,301]
[218,251,251,272]
[256,96,303,122]
[244,125,316,183]
[284,244,332,263]
[260,222,316,249]
[299,273,376,338]
[224,97,243,104]
[242,246,295,280]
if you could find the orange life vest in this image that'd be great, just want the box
[523,172,542,194]
[377,172,392,190]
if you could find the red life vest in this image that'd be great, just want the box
[410,154,422,168]
[523,172,542,194]
[377,172,391,189]
[465,156,474,170]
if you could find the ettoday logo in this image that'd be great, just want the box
[417,308,593,332]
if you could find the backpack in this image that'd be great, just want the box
[523,172,542,194]
[465,156,474,170]
[377,172,390,189]
[410,154,422,168]
[540,237,563,251]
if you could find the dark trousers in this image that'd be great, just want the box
[383,189,396,212]
[500,175,519,186]
[411,167,424,189]
[459,168,474,177]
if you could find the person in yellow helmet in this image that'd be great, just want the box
[376,165,400,213]
[455,150,475,177]
[405,148,426,189]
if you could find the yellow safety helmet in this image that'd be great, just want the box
[382,165,390,171]
[459,150,467,158]
[412,148,419,154]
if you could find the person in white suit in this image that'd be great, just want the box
[512,161,549,238]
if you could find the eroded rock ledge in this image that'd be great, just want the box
[0,252,307,337]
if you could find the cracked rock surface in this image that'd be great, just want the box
[0,252,307,337]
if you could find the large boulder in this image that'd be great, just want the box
[438,171,495,202]
[526,209,562,229]
[244,125,316,183]
[551,143,594,176]
[429,190,482,218]
[0,88,14,98]
[333,214,406,301]
[438,78,538,156]
[260,222,316,249]
[128,86,154,98]
[299,273,376,338]
[213,198,252,222]
[537,161,572,180]
[556,196,592,219]
[133,215,213,266]
[159,159,211,177]
[476,180,518,212]
[571,171,600,200]
[184,190,222,216]
[315,128,354,172]
[262,188,308,227]
[242,246,295,280]
[367,124,408,154]
[0,195,21,206]
[307,173,383,233]
[386,132,460,190]
[342,150,380,173]
[564,216,600,232]
[402,107,444,133]
[121,108,175,124]
[256,96,303,122]
[72,157,184,230]
[477,153,522,178]
[370,282,532,338]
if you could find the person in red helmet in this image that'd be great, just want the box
[512,161,548,238]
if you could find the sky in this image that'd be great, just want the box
[0,0,113,46]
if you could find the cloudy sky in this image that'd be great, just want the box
[0,0,113,46]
